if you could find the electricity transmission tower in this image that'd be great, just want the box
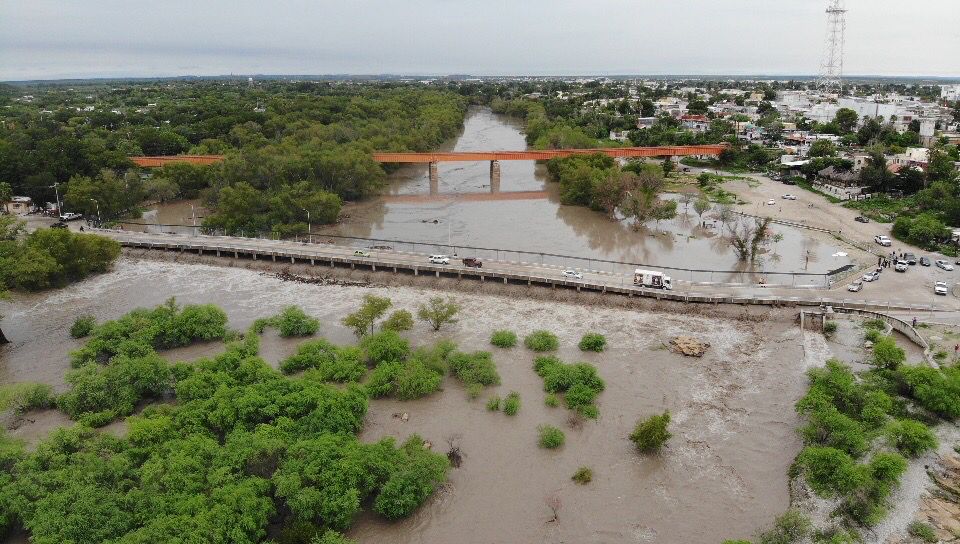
[817,0,847,94]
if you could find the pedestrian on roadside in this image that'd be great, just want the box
[912,317,918,327]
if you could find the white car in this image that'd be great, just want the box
[847,281,863,292]
[561,269,583,280]
[894,260,908,272]
[428,255,450,265]
[766,199,776,205]
[861,271,880,282]
[874,235,892,247]
[59,212,83,221]
[935,260,954,271]
[353,250,370,257]
[782,194,797,200]
[934,281,949,296]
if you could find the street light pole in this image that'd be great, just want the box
[49,183,61,216]
[299,206,311,243]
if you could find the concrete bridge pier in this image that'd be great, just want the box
[428,162,439,194]
[489,160,501,193]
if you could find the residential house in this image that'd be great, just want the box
[679,114,709,133]
[636,117,657,129]
[2,196,34,215]
[609,130,630,142]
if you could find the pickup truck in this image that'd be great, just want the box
[462,257,482,268]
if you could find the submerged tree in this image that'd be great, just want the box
[342,295,393,337]
[727,217,774,263]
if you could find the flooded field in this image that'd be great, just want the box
[1,258,809,543]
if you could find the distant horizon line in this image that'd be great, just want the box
[4,72,960,85]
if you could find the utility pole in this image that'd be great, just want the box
[817,0,847,95]
[89,198,101,225]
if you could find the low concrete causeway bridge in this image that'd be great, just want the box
[93,229,945,314]
[129,145,727,192]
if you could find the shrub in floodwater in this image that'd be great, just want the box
[822,321,838,338]
[907,521,937,543]
[448,350,500,388]
[630,411,671,453]
[862,318,887,331]
[524,330,559,352]
[393,360,443,401]
[533,356,604,417]
[361,330,411,366]
[466,383,483,400]
[864,328,882,343]
[503,392,521,416]
[885,419,938,457]
[0,383,55,413]
[538,425,565,449]
[486,395,501,411]
[381,309,414,332]
[281,339,336,374]
[896,364,960,419]
[571,466,592,484]
[274,306,320,337]
[800,406,869,457]
[70,314,96,338]
[544,393,559,407]
[578,332,606,352]
[490,329,518,348]
[416,297,460,331]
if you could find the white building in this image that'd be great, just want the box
[941,85,960,101]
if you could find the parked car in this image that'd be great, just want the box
[854,216,869,223]
[561,269,583,280]
[847,281,863,292]
[353,250,370,257]
[904,253,917,265]
[936,260,954,271]
[49,221,68,229]
[781,194,797,200]
[919,256,931,267]
[59,212,82,221]
[462,257,482,268]
[895,260,908,272]
[862,271,880,282]
[934,281,949,296]
[766,199,776,205]
[782,178,797,185]
[428,254,450,265]
[874,235,892,247]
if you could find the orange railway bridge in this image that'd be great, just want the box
[129,144,726,194]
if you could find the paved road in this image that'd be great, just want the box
[85,227,956,314]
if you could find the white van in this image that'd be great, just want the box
[634,269,673,290]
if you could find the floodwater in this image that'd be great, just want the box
[319,107,849,275]
[1,259,809,543]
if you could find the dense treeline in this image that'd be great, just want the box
[0,215,119,292]
[1,82,467,233]
[0,300,452,543]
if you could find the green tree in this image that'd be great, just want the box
[416,297,460,331]
[834,108,859,133]
[808,140,837,158]
[342,295,393,337]
[661,157,675,177]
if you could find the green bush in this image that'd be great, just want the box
[822,321,838,337]
[409,340,456,376]
[273,306,320,337]
[490,330,518,348]
[465,383,483,399]
[795,446,865,497]
[371,436,450,520]
[393,360,443,401]
[630,411,671,453]
[448,351,500,387]
[885,419,938,457]
[907,521,937,543]
[503,392,521,416]
[486,396,501,411]
[578,333,607,352]
[800,406,869,457]
[281,338,336,373]
[58,353,171,425]
[897,364,960,419]
[872,337,905,370]
[416,297,460,331]
[864,329,882,343]
[524,330,559,352]
[572,466,592,484]
[361,330,411,366]
[533,356,604,416]
[862,318,886,331]
[537,425,565,449]
[757,510,811,544]
[69,314,96,338]
[381,310,414,332]
[544,393,559,407]
[0,383,55,413]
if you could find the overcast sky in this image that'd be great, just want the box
[1,0,958,81]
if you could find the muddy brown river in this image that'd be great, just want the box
[1,258,808,543]
[137,108,849,277]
